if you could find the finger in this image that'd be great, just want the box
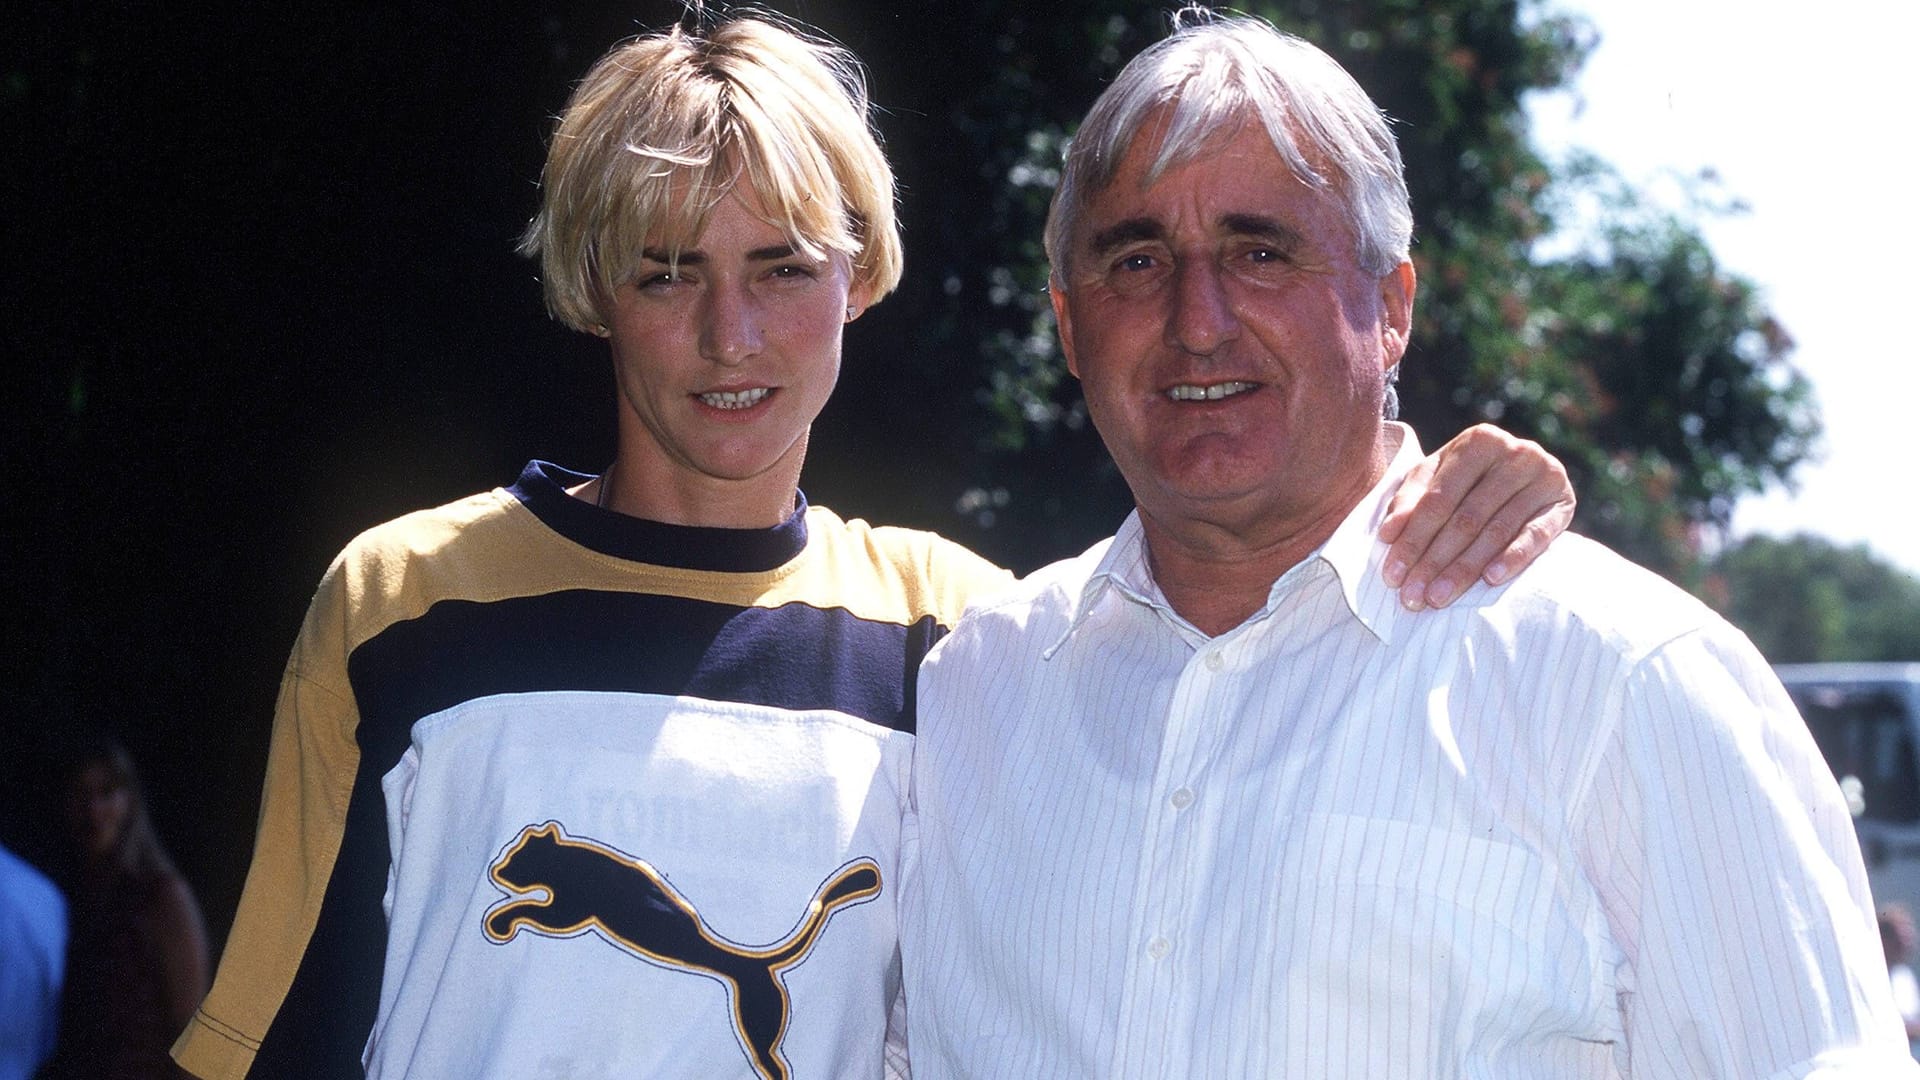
[1383,433,1535,591]
[1397,460,1539,576]
[1476,459,1578,586]
[1388,425,1575,608]
[1401,481,1576,609]
[1382,422,1522,529]
[1392,492,1508,610]
[1377,457,1441,582]
[1481,504,1574,586]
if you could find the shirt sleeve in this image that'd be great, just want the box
[1574,623,1920,1077]
[172,571,368,1080]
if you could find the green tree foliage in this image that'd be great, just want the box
[1706,535,1920,663]
[1517,159,1816,578]
[836,0,1817,578]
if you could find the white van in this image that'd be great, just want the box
[1776,662,1920,915]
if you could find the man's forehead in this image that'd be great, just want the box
[1079,131,1329,239]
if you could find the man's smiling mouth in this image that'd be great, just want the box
[1166,381,1257,402]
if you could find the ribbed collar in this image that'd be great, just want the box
[506,460,809,574]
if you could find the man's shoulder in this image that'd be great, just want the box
[1484,532,1729,660]
[937,535,1117,648]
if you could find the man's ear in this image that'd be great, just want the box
[1379,260,1415,366]
[1049,277,1081,379]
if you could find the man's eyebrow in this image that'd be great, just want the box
[746,244,799,262]
[1086,218,1164,258]
[1220,213,1305,247]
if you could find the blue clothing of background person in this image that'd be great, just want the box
[0,842,67,1080]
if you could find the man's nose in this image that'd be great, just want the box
[699,284,764,364]
[1164,261,1240,356]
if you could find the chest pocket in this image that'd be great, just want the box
[1265,813,1621,1069]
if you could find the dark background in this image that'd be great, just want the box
[3,1,1145,951]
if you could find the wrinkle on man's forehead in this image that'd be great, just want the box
[1084,213,1307,262]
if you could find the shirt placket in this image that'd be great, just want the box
[1111,612,1234,1078]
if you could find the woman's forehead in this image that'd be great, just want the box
[641,174,838,259]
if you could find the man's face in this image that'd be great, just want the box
[1052,117,1414,542]
[602,185,864,515]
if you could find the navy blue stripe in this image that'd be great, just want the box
[509,461,810,572]
[352,590,934,739]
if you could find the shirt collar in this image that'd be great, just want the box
[1046,512,1169,658]
[508,460,810,572]
[1048,423,1424,654]
[1316,423,1426,646]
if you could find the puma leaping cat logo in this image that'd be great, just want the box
[484,821,881,1080]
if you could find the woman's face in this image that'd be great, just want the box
[599,185,866,526]
[70,761,132,857]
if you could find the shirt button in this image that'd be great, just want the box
[1204,652,1225,673]
[1169,787,1194,810]
[1147,936,1170,960]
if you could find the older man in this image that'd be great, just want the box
[899,11,1913,1077]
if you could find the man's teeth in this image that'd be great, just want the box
[699,388,770,409]
[1166,381,1257,402]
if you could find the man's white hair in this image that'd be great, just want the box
[1044,8,1412,281]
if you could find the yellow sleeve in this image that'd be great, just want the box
[172,568,363,1079]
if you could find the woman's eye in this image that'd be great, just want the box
[769,264,815,280]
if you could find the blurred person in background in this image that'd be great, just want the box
[47,737,208,1080]
[0,840,66,1080]
[1883,904,1920,1058]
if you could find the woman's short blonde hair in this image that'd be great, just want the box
[520,16,902,332]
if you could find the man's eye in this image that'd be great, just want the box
[1117,252,1157,273]
[1246,247,1286,264]
[638,270,684,290]
[768,264,816,280]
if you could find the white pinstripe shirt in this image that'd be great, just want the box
[901,434,1914,1078]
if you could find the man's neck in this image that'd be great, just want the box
[1137,428,1401,637]
[1139,509,1344,637]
